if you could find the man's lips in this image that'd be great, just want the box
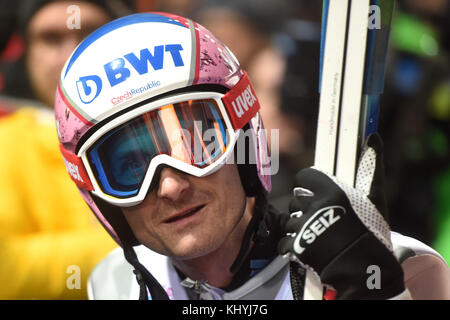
[163,204,206,223]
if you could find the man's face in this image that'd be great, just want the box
[121,164,250,260]
[25,1,110,107]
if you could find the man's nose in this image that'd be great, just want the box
[58,35,81,64]
[62,37,78,52]
[156,167,190,201]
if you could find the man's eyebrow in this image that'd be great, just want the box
[80,23,105,32]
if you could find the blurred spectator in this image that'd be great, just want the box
[0,0,131,299]
[152,0,203,17]
[0,0,26,114]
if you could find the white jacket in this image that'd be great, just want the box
[88,231,450,300]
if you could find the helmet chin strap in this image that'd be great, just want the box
[123,244,170,300]
[229,193,269,273]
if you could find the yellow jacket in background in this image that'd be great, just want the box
[0,107,117,299]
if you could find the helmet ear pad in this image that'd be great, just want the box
[237,162,260,197]
[235,124,262,198]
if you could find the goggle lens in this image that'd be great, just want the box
[87,99,228,198]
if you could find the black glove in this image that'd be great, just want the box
[279,134,407,299]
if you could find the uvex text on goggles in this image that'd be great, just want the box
[59,72,261,206]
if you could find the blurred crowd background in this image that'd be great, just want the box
[0,0,448,299]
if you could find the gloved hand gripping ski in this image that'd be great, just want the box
[279,134,406,299]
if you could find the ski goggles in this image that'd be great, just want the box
[59,72,261,206]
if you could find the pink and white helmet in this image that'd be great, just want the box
[55,12,271,248]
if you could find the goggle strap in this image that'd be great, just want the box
[59,143,94,191]
[222,71,261,130]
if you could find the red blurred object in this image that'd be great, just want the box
[1,32,25,62]
[0,105,13,118]
[323,289,337,300]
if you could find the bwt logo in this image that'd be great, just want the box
[76,75,102,104]
[76,44,184,104]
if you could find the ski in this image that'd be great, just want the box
[334,0,371,185]
[359,0,396,148]
[303,0,396,299]
[314,0,350,175]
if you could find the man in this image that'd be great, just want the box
[0,0,130,299]
[55,12,450,300]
